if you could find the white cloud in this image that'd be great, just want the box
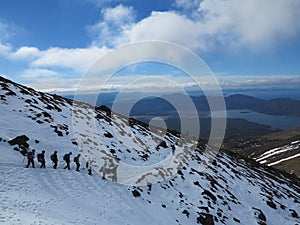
[19,68,59,79]
[1,1,300,94]
[174,0,202,12]
[88,4,135,46]
[30,46,109,72]
[197,0,300,49]
[25,77,82,94]
[216,74,300,89]
[0,44,111,93]
[3,1,299,74]
[13,70,300,94]
[1,44,109,73]
[51,74,197,94]
[10,46,40,60]
[102,4,135,25]
[96,0,300,52]
[119,11,212,51]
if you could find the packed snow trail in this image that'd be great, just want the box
[0,147,148,225]
[1,144,300,225]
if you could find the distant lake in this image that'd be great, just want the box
[212,110,300,130]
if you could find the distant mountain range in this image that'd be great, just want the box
[225,94,300,117]
[128,93,300,117]
[64,92,300,139]
[65,93,300,117]
[129,93,300,138]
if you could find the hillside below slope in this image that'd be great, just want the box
[226,127,300,177]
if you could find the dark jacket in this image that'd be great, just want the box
[64,153,72,162]
[51,153,58,162]
[37,152,45,162]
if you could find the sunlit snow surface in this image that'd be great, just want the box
[0,77,299,225]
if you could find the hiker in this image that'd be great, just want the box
[171,144,175,155]
[26,149,35,168]
[74,154,81,172]
[86,160,92,176]
[63,152,72,170]
[50,151,58,169]
[37,150,46,168]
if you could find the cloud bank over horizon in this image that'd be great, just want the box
[0,0,299,93]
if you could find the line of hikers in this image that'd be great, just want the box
[25,149,92,175]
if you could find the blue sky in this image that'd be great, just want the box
[0,0,300,95]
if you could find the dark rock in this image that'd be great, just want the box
[202,190,217,202]
[179,192,183,198]
[198,206,209,213]
[110,149,116,154]
[42,111,52,118]
[233,217,240,223]
[141,153,149,160]
[159,140,168,148]
[104,132,114,138]
[290,209,299,218]
[197,213,215,225]
[95,105,111,122]
[182,209,190,218]
[24,99,31,104]
[8,135,29,149]
[177,170,183,176]
[6,90,16,96]
[50,125,63,137]
[132,189,141,197]
[266,200,277,209]
[253,207,266,225]
[147,183,152,192]
[194,181,201,187]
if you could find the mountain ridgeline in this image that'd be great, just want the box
[225,94,300,117]
[65,92,300,118]
[70,92,299,138]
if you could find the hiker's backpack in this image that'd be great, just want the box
[37,153,43,162]
[73,156,78,163]
[63,154,68,161]
[50,154,55,161]
[27,151,33,159]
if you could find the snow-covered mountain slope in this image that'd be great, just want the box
[0,76,300,225]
